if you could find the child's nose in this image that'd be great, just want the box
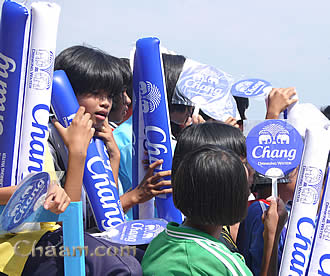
[123,91,131,105]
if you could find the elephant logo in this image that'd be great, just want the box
[32,72,51,90]
[300,187,318,204]
[34,49,53,68]
[259,131,272,144]
[207,76,219,85]
[276,131,290,144]
[303,167,322,185]
[235,81,254,95]
[258,124,289,145]
[324,226,330,241]
[139,81,161,113]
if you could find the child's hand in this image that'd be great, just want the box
[224,116,239,128]
[266,87,298,119]
[133,159,172,204]
[262,196,288,238]
[44,181,71,214]
[94,120,120,160]
[53,106,95,155]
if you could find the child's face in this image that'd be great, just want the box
[109,90,131,123]
[77,90,113,130]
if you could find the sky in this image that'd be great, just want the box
[1,0,330,119]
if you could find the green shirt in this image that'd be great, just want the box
[142,222,253,276]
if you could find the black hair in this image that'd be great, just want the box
[173,121,246,171]
[54,45,123,98]
[172,144,249,225]
[162,53,191,114]
[111,58,133,112]
[233,96,249,120]
[321,105,330,120]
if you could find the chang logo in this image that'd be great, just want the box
[0,52,16,135]
[29,49,54,90]
[303,166,322,185]
[235,80,254,94]
[139,81,161,113]
[86,156,124,230]
[289,217,315,276]
[28,104,49,173]
[298,166,323,205]
[10,179,46,224]
[145,126,168,170]
[258,124,290,145]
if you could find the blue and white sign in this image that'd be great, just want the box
[0,0,30,187]
[0,172,49,231]
[231,78,272,98]
[246,119,303,177]
[133,37,182,223]
[173,59,238,122]
[97,219,167,245]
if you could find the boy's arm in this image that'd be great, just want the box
[260,197,288,276]
[266,87,298,119]
[0,186,16,205]
[53,107,95,201]
[120,159,172,213]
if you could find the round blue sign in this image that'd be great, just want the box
[0,172,50,231]
[231,78,272,97]
[98,219,168,245]
[246,120,303,177]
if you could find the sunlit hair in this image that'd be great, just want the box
[55,45,123,99]
[173,121,246,170]
[172,145,249,225]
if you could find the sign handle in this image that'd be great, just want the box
[271,177,278,198]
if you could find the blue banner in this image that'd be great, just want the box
[0,172,49,231]
[52,70,125,230]
[246,119,304,177]
[231,78,272,98]
[133,37,182,223]
[0,0,30,186]
[95,219,168,245]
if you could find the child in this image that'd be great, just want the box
[50,45,171,228]
[142,145,253,275]
[1,107,143,275]
[142,125,286,275]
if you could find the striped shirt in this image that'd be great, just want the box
[142,222,253,276]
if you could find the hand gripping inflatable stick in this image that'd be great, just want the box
[0,0,30,187]
[133,37,182,223]
[52,70,125,231]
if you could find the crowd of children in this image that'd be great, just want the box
[0,44,329,276]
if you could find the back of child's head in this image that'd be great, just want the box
[173,121,246,170]
[54,45,123,98]
[172,144,249,226]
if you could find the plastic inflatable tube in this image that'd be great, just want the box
[51,70,125,231]
[0,0,30,187]
[132,70,155,219]
[306,162,330,275]
[94,137,117,188]
[17,2,61,181]
[133,37,182,223]
[279,127,330,275]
